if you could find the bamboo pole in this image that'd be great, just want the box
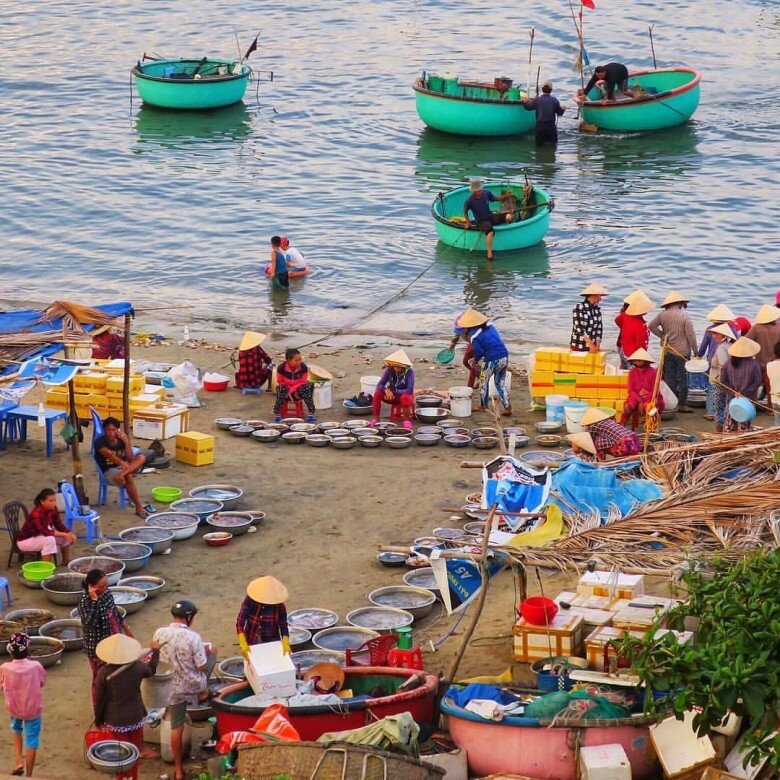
[62,338,87,504]
[122,314,131,435]
[644,339,667,454]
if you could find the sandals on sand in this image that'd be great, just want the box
[135,508,149,519]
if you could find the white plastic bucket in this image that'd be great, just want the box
[545,394,568,424]
[360,375,381,396]
[449,387,473,418]
[564,400,590,433]
[488,371,512,400]
[313,380,333,410]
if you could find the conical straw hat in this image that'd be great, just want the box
[239,331,267,351]
[728,337,760,358]
[384,349,412,367]
[456,309,488,328]
[755,304,780,325]
[623,289,647,305]
[308,364,333,380]
[661,290,689,307]
[567,432,597,455]
[96,633,142,665]
[707,304,735,323]
[247,576,289,604]
[627,348,654,363]
[580,407,614,426]
[626,294,655,316]
[710,322,736,339]
[580,283,609,296]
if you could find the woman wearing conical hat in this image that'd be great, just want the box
[236,576,290,659]
[578,407,641,460]
[746,304,780,401]
[371,349,415,429]
[707,323,736,433]
[234,331,273,391]
[621,348,664,430]
[614,290,654,369]
[697,305,737,422]
[720,337,763,432]
[454,309,512,415]
[571,283,608,354]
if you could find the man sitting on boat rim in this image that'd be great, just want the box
[578,62,632,102]
[463,178,515,262]
[522,82,566,146]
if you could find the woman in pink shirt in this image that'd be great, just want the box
[0,632,46,776]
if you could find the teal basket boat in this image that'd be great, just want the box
[132,58,251,110]
[414,73,535,137]
[579,67,701,132]
[432,183,553,252]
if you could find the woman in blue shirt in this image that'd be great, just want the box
[455,309,511,415]
[268,235,290,289]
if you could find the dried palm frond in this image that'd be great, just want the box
[35,301,117,330]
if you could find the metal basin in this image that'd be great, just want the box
[16,571,43,590]
[118,575,165,599]
[68,555,125,584]
[403,567,440,594]
[359,435,383,448]
[253,428,281,442]
[206,512,253,536]
[14,636,64,668]
[316,421,341,431]
[217,655,245,681]
[215,417,242,430]
[444,434,470,448]
[289,626,312,649]
[87,740,139,776]
[376,551,406,567]
[290,423,317,433]
[41,573,87,606]
[169,498,224,523]
[415,407,449,423]
[331,436,357,449]
[4,608,54,636]
[536,434,563,447]
[472,436,499,450]
[288,608,339,631]
[265,423,290,433]
[282,431,307,444]
[242,419,266,430]
[385,436,412,449]
[472,427,498,437]
[346,607,414,634]
[189,484,244,510]
[437,419,463,429]
[306,434,330,447]
[415,395,443,408]
[146,511,200,540]
[312,626,379,653]
[247,511,266,526]
[70,605,127,620]
[291,649,345,671]
[118,526,175,554]
[95,542,151,573]
[417,425,443,436]
[39,618,84,651]
[108,586,148,614]
[414,433,441,446]
[229,424,254,437]
[324,428,351,438]
[369,585,436,620]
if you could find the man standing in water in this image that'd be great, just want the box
[463,178,516,262]
[522,82,566,146]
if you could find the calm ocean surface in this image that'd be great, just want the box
[0,0,778,345]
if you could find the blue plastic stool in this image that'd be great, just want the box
[60,481,101,544]
[0,577,11,608]
[241,387,264,396]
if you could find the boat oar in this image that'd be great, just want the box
[527,27,535,97]
[191,56,208,79]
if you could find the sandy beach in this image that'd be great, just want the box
[0,327,708,779]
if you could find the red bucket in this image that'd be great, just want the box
[520,597,559,626]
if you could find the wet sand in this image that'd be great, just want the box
[0,332,706,778]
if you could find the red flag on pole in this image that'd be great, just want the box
[581,0,595,8]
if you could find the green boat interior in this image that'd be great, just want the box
[435,183,550,226]
[419,74,526,102]
[136,59,243,80]
[586,69,696,103]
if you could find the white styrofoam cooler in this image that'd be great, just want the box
[579,744,631,780]
[245,641,296,700]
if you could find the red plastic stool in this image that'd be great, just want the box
[388,646,424,671]
[280,398,304,417]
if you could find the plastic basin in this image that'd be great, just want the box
[151,486,182,503]
[520,596,559,625]
[21,561,56,581]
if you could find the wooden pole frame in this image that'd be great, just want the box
[122,314,131,435]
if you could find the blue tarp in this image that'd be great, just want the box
[0,302,133,377]
[550,460,663,521]
[446,683,518,708]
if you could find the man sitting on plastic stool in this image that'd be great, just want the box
[94,417,153,519]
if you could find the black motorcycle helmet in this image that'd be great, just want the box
[170,599,198,618]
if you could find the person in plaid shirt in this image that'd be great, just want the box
[16,488,76,564]
[236,576,290,659]
[571,283,608,352]
[234,331,273,390]
[578,407,640,460]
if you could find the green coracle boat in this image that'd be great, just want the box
[414,73,534,137]
[579,67,701,132]
[432,183,553,252]
[132,58,251,110]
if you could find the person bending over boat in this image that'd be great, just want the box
[273,348,317,423]
[236,576,290,659]
[268,235,290,289]
[522,82,566,146]
[579,62,630,102]
[463,178,515,262]
[455,309,512,416]
[280,236,307,271]
[579,407,641,460]
[371,350,415,429]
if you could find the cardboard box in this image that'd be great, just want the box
[176,431,214,466]
[132,403,189,440]
[649,711,717,779]
[245,641,296,699]
[578,571,645,602]
[579,744,631,780]
[585,626,645,671]
[512,612,584,663]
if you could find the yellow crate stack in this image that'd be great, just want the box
[44,371,156,421]
[531,348,612,403]
[176,432,215,466]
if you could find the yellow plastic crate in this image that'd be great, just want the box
[106,375,144,396]
[175,431,215,466]
[74,372,108,393]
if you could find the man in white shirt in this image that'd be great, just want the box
[280,236,307,270]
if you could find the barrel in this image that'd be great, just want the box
[313,380,333,409]
[545,394,568,424]
[564,400,590,433]
[449,386,473,418]
[729,397,756,423]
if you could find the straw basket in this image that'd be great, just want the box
[237,742,445,779]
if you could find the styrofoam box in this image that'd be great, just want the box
[579,743,631,780]
[245,641,296,700]
[649,711,717,779]
[577,571,645,601]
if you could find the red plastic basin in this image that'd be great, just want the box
[520,596,558,625]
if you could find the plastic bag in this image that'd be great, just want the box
[660,381,678,411]
[166,361,201,407]
[250,703,301,742]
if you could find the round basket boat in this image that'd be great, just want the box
[368,586,436,620]
[132,58,251,111]
[432,183,553,252]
